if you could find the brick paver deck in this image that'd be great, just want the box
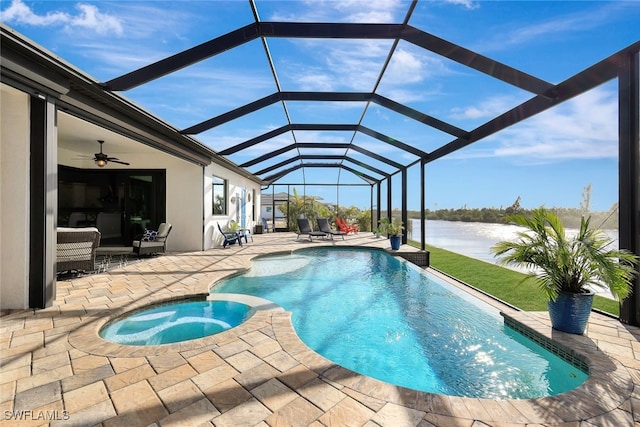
[1,232,639,426]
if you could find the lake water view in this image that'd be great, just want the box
[409,219,620,266]
[408,219,620,297]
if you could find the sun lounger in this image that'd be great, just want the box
[296,218,327,241]
[317,218,346,240]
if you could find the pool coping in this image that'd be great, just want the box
[273,309,634,424]
[64,244,636,424]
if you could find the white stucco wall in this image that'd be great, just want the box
[0,84,31,309]
[166,158,203,252]
[204,163,261,249]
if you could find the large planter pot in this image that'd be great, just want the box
[548,291,594,334]
[389,236,401,250]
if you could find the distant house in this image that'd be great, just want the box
[260,192,333,231]
[260,192,288,219]
[259,192,290,230]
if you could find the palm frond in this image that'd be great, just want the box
[491,207,639,301]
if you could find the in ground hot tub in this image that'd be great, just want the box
[100,298,253,345]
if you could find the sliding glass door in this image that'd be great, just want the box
[58,166,166,245]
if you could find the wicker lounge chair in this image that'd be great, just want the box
[317,218,347,240]
[296,218,327,241]
[56,227,101,273]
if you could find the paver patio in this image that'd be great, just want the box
[1,232,639,426]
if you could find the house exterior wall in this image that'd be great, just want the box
[58,142,205,253]
[0,29,262,309]
[166,159,203,252]
[1,84,32,309]
[0,81,253,310]
[260,202,288,222]
[204,163,261,249]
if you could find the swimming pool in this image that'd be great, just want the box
[100,299,253,345]
[211,247,588,399]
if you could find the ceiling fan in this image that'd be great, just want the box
[93,140,130,167]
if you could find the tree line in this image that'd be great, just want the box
[280,185,620,232]
[414,191,620,229]
[416,205,619,229]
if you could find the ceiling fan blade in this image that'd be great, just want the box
[107,156,130,163]
[92,141,130,165]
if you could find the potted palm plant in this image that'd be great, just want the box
[378,217,404,250]
[491,207,638,334]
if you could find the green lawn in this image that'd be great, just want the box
[411,242,620,316]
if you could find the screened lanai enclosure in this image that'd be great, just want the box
[99,0,639,323]
[104,1,640,321]
[6,1,638,320]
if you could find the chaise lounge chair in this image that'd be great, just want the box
[217,222,242,248]
[296,218,327,241]
[317,218,347,240]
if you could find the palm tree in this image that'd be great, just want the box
[492,207,638,302]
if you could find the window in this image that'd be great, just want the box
[213,176,227,215]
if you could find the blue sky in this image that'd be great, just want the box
[2,0,639,212]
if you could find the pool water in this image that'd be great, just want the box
[100,300,252,345]
[212,247,588,399]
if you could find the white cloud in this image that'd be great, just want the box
[282,39,392,91]
[70,4,122,36]
[273,0,405,23]
[379,87,433,104]
[336,0,399,22]
[352,139,401,155]
[1,0,68,26]
[1,0,123,35]
[441,0,479,10]
[292,130,351,144]
[294,70,337,92]
[385,49,425,84]
[202,126,295,157]
[134,64,274,100]
[452,86,619,162]
[449,95,520,120]
[478,2,626,52]
[73,42,164,73]
[377,45,454,103]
